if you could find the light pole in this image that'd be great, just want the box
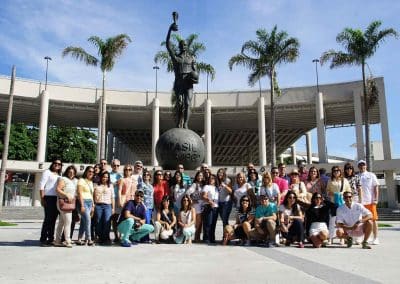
[44,56,52,90]
[153,65,159,98]
[312,59,320,94]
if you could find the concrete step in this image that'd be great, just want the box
[377,208,400,221]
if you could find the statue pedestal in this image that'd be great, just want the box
[156,128,205,170]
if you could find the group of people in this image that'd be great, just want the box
[39,158,380,249]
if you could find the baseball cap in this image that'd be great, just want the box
[357,160,366,166]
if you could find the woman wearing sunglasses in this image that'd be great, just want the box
[279,192,305,248]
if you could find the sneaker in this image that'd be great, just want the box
[298,242,304,248]
[362,241,372,249]
[121,240,131,247]
[347,237,353,248]
[372,238,380,245]
[40,241,51,247]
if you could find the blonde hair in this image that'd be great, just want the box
[262,172,273,187]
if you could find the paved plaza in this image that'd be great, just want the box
[0,219,399,284]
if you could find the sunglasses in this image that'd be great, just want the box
[271,172,279,175]
[112,164,120,167]
[124,168,132,171]
[135,194,144,198]
[344,195,352,199]
[288,196,296,199]
[241,199,250,202]
[53,162,62,166]
[315,196,322,199]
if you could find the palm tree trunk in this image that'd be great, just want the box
[270,69,276,167]
[97,93,102,162]
[101,71,107,159]
[362,63,371,167]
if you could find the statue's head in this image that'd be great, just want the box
[179,40,187,52]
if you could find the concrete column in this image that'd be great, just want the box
[34,90,50,206]
[353,90,364,161]
[291,144,296,166]
[385,170,398,209]
[205,99,212,166]
[378,86,392,160]
[280,154,284,164]
[306,131,312,164]
[257,97,267,166]
[107,132,114,161]
[97,95,102,161]
[151,98,159,167]
[316,92,327,163]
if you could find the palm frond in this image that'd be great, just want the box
[196,62,216,81]
[62,47,98,66]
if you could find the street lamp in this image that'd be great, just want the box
[312,58,320,94]
[153,65,159,98]
[44,56,52,90]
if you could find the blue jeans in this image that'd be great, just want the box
[141,208,153,242]
[95,203,112,242]
[203,206,218,243]
[78,199,93,241]
[218,200,233,227]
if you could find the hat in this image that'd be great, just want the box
[134,160,143,166]
[357,160,366,166]
[135,189,144,195]
[290,169,299,175]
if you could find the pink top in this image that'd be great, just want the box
[273,177,289,204]
[121,177,136,203]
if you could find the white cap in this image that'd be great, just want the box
[357,160,367,166]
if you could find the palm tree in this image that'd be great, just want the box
[320,20,397,167]
[154,33,216,80]
[62,34,132,160]
[229,26,299,166]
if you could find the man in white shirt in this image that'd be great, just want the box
[356,159,380,245]
[336,192,373,249]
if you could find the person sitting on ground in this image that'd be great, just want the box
[222,195,255,246]
[117,189,154,247]
[336,192,373,249]
[175,195,196,244]
[154,195,176,244]
[251,195,277,247]
[305,192,332,248]
[279,192,305,248]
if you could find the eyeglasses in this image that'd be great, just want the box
[178,167,184,169]
[135,194,144,198]
[315,196,322,199]
[135,165,143,168]
[345,168,353,170]
[241,199,250,202]
[53,162,62,166]
[112,164,120,167]
[101,162,107,165]
[333,169,340,173]
[343,195,352,199]
[124,168,132,171]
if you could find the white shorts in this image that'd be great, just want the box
[309,222,328,236]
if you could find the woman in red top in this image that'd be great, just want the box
[153,170,170,211]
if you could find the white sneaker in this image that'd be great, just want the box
[372,238,380,245]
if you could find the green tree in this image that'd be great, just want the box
[229,26,300,166]
[62,34,132,160]
[0,123,37,160]
[154,33,216,80]
[320,20,397,167]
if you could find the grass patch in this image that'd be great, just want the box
[378,223,393,228]
[0,220,17,226]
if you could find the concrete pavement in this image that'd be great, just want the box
[0,220,399,284]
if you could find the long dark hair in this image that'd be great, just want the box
[282,192,301,216]
[343,162,355,178]
[171,171,184,188]
[49,157,62,175]
[310,192,324,207]
[159,195,171,211]
[238,195,252,214]
[216,168,227,187]
[307,166,320,181]
[63,165,77,179]
[97,171,110,186]
[82,166,94,179]
[180,194,192,211]
[193,171,204,186]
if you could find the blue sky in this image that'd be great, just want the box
[0,0,399,160]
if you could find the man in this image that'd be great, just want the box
[177,164,192,187]
[356,159,380,245]
[278,162,291,184]
[110,159,123,242]
[336,192,373,249]
[166,17,198,128]
[117,190,154,247]
[297,160,308,183]
[99,158,108,174]
[271,167,289,203]
[251,195,277,247]
[132,160,144,191]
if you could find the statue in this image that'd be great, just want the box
[166,12,198,129]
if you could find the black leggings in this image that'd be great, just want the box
[285,219,304,242]
[40,196,59,243]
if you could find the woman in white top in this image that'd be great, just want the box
[289,169,308,206]
[233,172,255,209]
[39,158,62,246]
[171,171,187,214]
[259,172,280,205]
[201,174,219,244]
[186,171,204,242]
[216,168,233,228]
[175,195,196,244]
[54,165,77,248]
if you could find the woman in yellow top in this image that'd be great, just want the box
[77,166,95,246]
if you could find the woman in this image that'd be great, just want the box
[93,171,115,245]
[175,195,196,244]
[171,171,187,214]
[259,172,280,205]
[118,164,135,207]
[154,195,176,243]
[279,192,305,248]
[142,169,154,228]
[234,172,256,209]
[248,169,261,198]
[201,174,219,244]
[289,169,309,206]
[305,192,332,248]
[326,166,351,243]
[163,171,172,187]
[93,163,101,184]
[305,166,325,199]
[343,162,361,203]
[39,158,62,246]
[54,165,78,248]
[186,171,205,242]
[216,168,233,228]
[76,166,95,246]
[222,195,254,246]
[153,170,170,212]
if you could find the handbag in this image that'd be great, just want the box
[58,197,76,212]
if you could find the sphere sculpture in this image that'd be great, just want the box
[156,128,205,170]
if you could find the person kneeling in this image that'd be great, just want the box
[336,192,373,249]
[250,195,277,247]
[117,190,154,247]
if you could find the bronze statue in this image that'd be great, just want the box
[166,12,198,129]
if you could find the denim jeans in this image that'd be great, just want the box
[40,196,59,243]
[141,208,153,242]
[203,206,218,243]
[95,203,112,242]
[218,200,233,227]
[78,199,93,241]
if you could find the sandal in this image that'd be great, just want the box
[75,239,85,246]
[362,241,371,249]
[346,237,353,248]
[87,240,95,246]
